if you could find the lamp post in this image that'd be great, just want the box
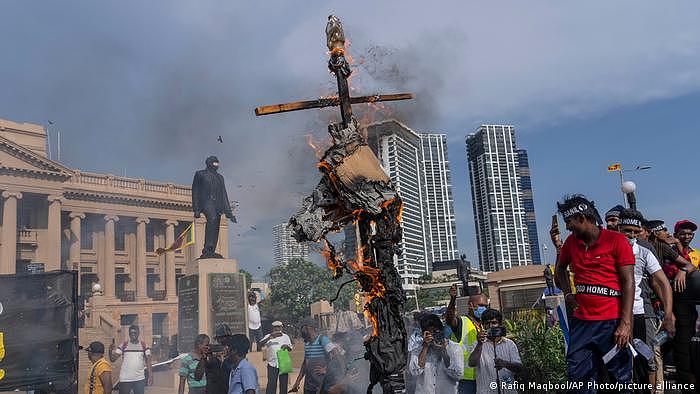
[621,181,637,210]
[541,243,549,265]
[609,164,651,208]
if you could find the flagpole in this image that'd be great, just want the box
[618,167,626,208]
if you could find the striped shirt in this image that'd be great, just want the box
[304,335,330,359]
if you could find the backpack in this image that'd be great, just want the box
[120,341,150,370]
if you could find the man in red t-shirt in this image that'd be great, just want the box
[554,195,635,392]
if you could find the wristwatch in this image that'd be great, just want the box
[680,267,689,272]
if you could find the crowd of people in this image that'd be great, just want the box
[81,193,700,394]
[553,194,700,393]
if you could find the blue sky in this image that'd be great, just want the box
[1,1,699,277]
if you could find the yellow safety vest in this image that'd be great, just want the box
[450,316,478,380]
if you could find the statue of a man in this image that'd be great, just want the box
[192,156,235,259]
[458,254,471,296]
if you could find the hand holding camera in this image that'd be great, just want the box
[421,330,434,348]
[477,329,488,343]
[486,326,507,340]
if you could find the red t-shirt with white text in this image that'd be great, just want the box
[559,228,635,320]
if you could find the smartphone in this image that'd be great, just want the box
[551,214,558,230]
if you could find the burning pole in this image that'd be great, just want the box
[254,15,413,393]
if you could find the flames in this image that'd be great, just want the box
[318,194,403,338]
[314,35,404,341]
[306,134,329,159]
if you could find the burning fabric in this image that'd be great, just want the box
[289,118,408,393]
[255,15,413,393]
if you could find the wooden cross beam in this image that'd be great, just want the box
[253,15,412,127]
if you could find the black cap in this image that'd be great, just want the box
[644,220,665,232]
[80,341,105,354]
[605,205,626,219]
[619,208,644,228]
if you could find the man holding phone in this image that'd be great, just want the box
[553,195,635,392]
[468,309,521,394]
[409,314,463,393]
[197,324,235,393]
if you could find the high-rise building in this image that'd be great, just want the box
[272,223,309,265]
[516,149,541,264]
[361,120,459,289]
[466,125,532,272]
[420,134,459,263]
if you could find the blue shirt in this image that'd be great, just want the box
[228,359,259,394]
[304,335,330,359]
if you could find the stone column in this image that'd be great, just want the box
[46,194,64,271]
[165,219,178,300]
[215,218,229,259]
[69,212,85,270]
[1,191,22,274]
[103,215,119,298]
[135,217,149,300]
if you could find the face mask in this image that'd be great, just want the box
[474,306,487,319]
[628,237,637,246]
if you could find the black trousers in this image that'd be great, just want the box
[672,299,698,386]
[118,379,145,394]
[201,203,221,258]
[266,365,289,394]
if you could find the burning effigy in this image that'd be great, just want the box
[255,15,413,394]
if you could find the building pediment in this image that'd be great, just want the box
[0,136,73,178]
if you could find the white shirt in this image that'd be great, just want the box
[632,242,662,315]
[248,303,261,330]
[475,338,521,394]
[115,341,151,382]
[262,332,292,367]
[409,340,463,394]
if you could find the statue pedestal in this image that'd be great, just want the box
[178,258,247,350]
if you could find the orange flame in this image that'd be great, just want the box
[322,238,343,278]
[306,134,328,159]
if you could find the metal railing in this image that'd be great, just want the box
[71,170,191,198]
[117,290,136,302]
[151,290,167,301]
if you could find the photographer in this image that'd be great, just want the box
[197,324,234,393]
[468,309,521,394]
[409,314,463,394]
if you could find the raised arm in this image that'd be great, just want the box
[108,342,120,363]
[445,284,459,330]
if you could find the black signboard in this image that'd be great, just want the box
[177,275,199,351]
[0,271,78,393]
[209,273,246,335]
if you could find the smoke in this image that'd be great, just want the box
[347,30,465,130]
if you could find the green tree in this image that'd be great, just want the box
[266,258,356,325]
[416,287,448,309]
[239,269,253,290]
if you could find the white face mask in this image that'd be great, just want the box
[628,237,637,246]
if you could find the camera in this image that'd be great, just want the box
[431,329,445,344]
[209,343,225,353]
[486,326,506,339]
